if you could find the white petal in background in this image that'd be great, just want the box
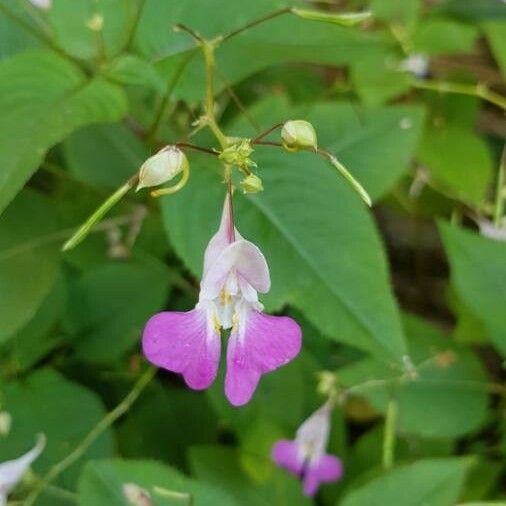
[0,435,46,505]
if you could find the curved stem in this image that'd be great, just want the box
[150,162,190,198]
[412,79,506,111]
[382,397,398,470]
[62,175,138,251]
[24,367,156,506]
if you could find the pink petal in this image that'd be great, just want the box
[142,309,220,390]
[225,311,302,406]
[271,440,303,475]
[303,454,343,497]
[201,240,270,300]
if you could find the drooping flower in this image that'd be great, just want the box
[272,403,343,496]
[142,193,302,406]
[0,435,45,506]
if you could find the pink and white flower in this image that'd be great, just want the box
[0,435,45,506]
[142,194,302,406]
[272,403,343,496]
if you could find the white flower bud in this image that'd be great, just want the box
[0,412,12,436]
[137,146,188,191]
[281,120,318,151]
[123,483,153,506]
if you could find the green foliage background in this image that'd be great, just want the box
[0,0,505,505]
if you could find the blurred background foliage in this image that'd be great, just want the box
[0,0,505,505]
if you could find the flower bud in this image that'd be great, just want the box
[0,411,12,436]
[281,120,317,151]
[240,174,263,194]
[137,146,188,191]
[29,0,51,9]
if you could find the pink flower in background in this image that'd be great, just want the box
[272,403,343,496]
[142,194,301,406]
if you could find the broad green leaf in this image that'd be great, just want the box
[63,123,149,189]
[0,190,61,343]
[78,459,240,506]
[435,0,506,21]
[5,275,67,372]
[47,0,133,61]
[370,0,421,27]
[418,125,493,205]
[412,17,478,55]
[0,368,114,488]
[105,54,165,92]
[190,445,312,506]
[162,146,407,362]
[0,2,41,58]
[351,54,412,107]
[483,22,506,77]
[340,458,471,506]
[63,256,170,362]
[0,50,127,214]
[117,380,218,469]
[229,97,425,201]
[439,223,506,356]
[338,314,489,438]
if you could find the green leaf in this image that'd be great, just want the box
[78,459,241,506]
[370,0,421,27]
[418,125,493,205]
[439,223,506,356]
[0,368,114,488]
[117,380,219,469]
[0,2,41,58]
[47,0,133,61]
[63,122,149,189]
[162,144,406,362]
[190,446,312,506]
[291,8,372,27]
[412,17,478,55]
[340,458,471,506]
[435,0,506,22]
[0,190,61,343]
[105,54,166,92]
[483,22,506,77]
[338,313,489,438]
[6,275,67,372]
[63,256,170,362]
[0,50,127,214]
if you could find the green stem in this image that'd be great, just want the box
[221,7,291,42]
[412,79,506,111]
[493,146,505,227]
[24,367,156,506]
[201,40,228,149]
[62,176,137,251]
[123,0,146,51]
[154,486,193,505]
[147,50,196,144]
[382,397,398,470]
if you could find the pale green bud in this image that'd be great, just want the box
[281,120,317,151]
[137,146,188,191]
[0,411,12,436]
[240,174,263,194]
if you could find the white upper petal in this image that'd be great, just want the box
[200,240,270,301]
[295,404,331,463]
[0,435,45,495]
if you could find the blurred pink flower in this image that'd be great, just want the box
[142,194,301,406]
[272,404,343,496]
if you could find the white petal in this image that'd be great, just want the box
[200,240,270,300]
[295,404,331,463]
[29,0,51,9]
[0,434,45,495]
[203,194,243,275]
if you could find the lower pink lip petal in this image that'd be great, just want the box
[224,311,302,406]
[142,309,221,390]
[302,454,343,497]
[271,439,303,475]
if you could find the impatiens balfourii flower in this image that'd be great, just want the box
[0,435,45,506]
[272,403,343,496]
[142,193,302,406]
